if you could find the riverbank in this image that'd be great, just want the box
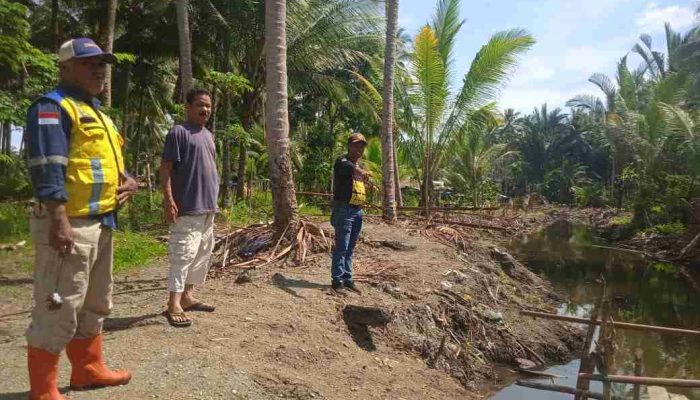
[0,210,584,399]
[568,207,700,292]
[492,218,700,400]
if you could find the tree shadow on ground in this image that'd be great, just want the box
[103,312,162,332]
[271,273,327,299]
[0,277,33,286]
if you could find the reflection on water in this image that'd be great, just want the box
[491,220,700,400]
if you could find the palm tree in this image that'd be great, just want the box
[265,0,299,233]
[196,0,382,202]
[398,0,534,209]
[446,108,516,206]
[381,0,398,222]
[175,0,193,100]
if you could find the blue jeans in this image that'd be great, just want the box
[330,203,363,284]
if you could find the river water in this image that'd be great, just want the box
[490,219,700,400]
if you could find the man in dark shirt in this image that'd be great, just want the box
[160,88,219,327]
[331,133,371,294]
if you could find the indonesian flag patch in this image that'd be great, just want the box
[38,112,59,125]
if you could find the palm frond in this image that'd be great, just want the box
[413,25,447,136]
[431,0,464,76]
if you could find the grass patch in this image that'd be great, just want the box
[0,202,29,242]
[610,214,632,226]
[113,230,167,274]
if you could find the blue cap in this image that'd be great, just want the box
[58,38,117,64]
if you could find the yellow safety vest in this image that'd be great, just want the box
[349,173,367,206]
[44,90,125,217]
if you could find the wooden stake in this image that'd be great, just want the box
[633,348,643,400]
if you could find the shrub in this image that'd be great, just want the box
[652,221,686,236]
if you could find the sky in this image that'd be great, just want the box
[397,0,698,113]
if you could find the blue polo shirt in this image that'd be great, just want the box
[25,85,122,229]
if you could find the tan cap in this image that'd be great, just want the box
[348,132,367,145]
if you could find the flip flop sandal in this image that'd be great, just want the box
[163,310,192,327]
[183,302,216,312]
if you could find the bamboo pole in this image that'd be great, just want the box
[633,349,643,400]
[578,374,700,388]
[576,306,600,399]
[515,381,609,400]
[397,205,498,211]
[520,310,700,336]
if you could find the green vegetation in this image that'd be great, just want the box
[0,0,698,257]
[0,202,29,242]
[112,230,166,274]
[610,214,633,226]
[651,221,686,236]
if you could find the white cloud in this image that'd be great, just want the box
[636,2,696,33]
[512,56,556,83]
[560,41,632,76]
[497,84,601,114]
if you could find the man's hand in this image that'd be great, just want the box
[117,175,138,206]
[355,166,372,179]
[45,202,73,254]
[164,198,178,223]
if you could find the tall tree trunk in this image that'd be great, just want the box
[221,96,233,207]
[236,140,247,201]
[265,0,299,233]
[380,0,398,222]
[121,62,132,134]
[51,0,60,52]
[175,0,193,101]
[392,134,402,206]
[102,0,118,108]
[3,122,11,154]
[132,91,146,176]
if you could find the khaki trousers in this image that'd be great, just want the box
[167,213,215,293]
[26,215,113,354]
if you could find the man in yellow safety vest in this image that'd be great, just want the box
[23,37,137,400]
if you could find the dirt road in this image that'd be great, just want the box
[0,218,580,399]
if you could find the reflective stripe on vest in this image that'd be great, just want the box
[43,90,125,217]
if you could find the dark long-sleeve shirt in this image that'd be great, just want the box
[24,85,120,228]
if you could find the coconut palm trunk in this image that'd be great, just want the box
[380,0,398,222]
[265,0,299,233]
[176,0,193,100]
[102,0,118,108]
[51,0,60,51]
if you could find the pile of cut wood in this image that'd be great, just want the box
[208,219,331,278]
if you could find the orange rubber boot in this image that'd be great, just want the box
[27,346,66,400]
[65,334,132,390]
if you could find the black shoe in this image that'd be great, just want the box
[331,280,344,291]
[344,281,362,295]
